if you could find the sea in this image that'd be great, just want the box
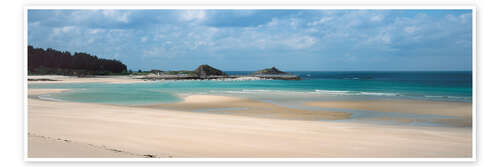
[28,71,473,105]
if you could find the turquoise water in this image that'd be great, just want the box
[28,71,472,127]
[28,71,473,105]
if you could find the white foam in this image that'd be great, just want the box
[314,90,351,95]
[424,95,469,99]
[358,92,398,96]
[446,96,468,99]
[220,89,311,95]
[242,89,273,92]
[221,89,402,97]
[424,95,443,98]
[208,77,270,82]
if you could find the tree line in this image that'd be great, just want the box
[28,45,128,75]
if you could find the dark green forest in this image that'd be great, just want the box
[28,46,128,75]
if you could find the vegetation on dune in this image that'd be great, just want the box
[28,45,128,76]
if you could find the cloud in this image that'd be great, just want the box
[370,15,384,22]
[88,28,105,34]
[202,10,299,28]
[101,10,131,23]
[28,9,473,70]
[282,35,317,49]
[179,10,206,22]
[140,37,148,43]
[404,26,419,34]
[52,26,77,34]
[308,16,333,26]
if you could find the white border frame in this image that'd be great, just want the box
[23,5,477,162]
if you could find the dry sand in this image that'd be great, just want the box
[28,89,473,158]
[28,134,141,158]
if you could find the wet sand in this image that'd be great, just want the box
[305,100,473,127]
[142,95,352,121]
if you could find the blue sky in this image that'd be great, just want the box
[28,9,473,71]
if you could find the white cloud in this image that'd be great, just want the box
[459,13,472,24]
[370,15,384,22]
[265,18,279,27]
[143,47,163,57]
[234,10,256,16]
[141,37,148,43]
[308,16,333,26]
[283,35,317,49]
[446,13,470,24]
[88,29,105,34]
[404,26,419,34]
[380,34,391,44]
[101,10,131,23]
[52,26,77,35]
[179,10,206,22]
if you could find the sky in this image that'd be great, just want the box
[27,9,473,71]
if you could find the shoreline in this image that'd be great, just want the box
[28,75,148,84]
[27,88,473,158]
[27,74,300,85]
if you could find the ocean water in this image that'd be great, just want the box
[28,71,473,105]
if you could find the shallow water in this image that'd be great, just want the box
[29,71,472,105]
[28,71,472,127]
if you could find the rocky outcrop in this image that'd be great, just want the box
[193,64,227,78]
[253,67,288,75]
[251,67,300,80]
[137,65,299,80]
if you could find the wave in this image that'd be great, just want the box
[213,89,469,101]
[206,77,271,82]
[314,90,399,96]
[242,89,273,92]
[225,77,268,81]
[424,95,471,99]
[221,89,401,97]
[313,90,351,95]
[358,92,398,96]
[224,89,300,94]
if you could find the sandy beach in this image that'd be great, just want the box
[28,133,140,158]
[27,87,473,158]
[28,75,147,84]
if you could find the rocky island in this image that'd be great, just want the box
[135,65,300,81]
[251,67,300,80]
[252,67,288,75]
